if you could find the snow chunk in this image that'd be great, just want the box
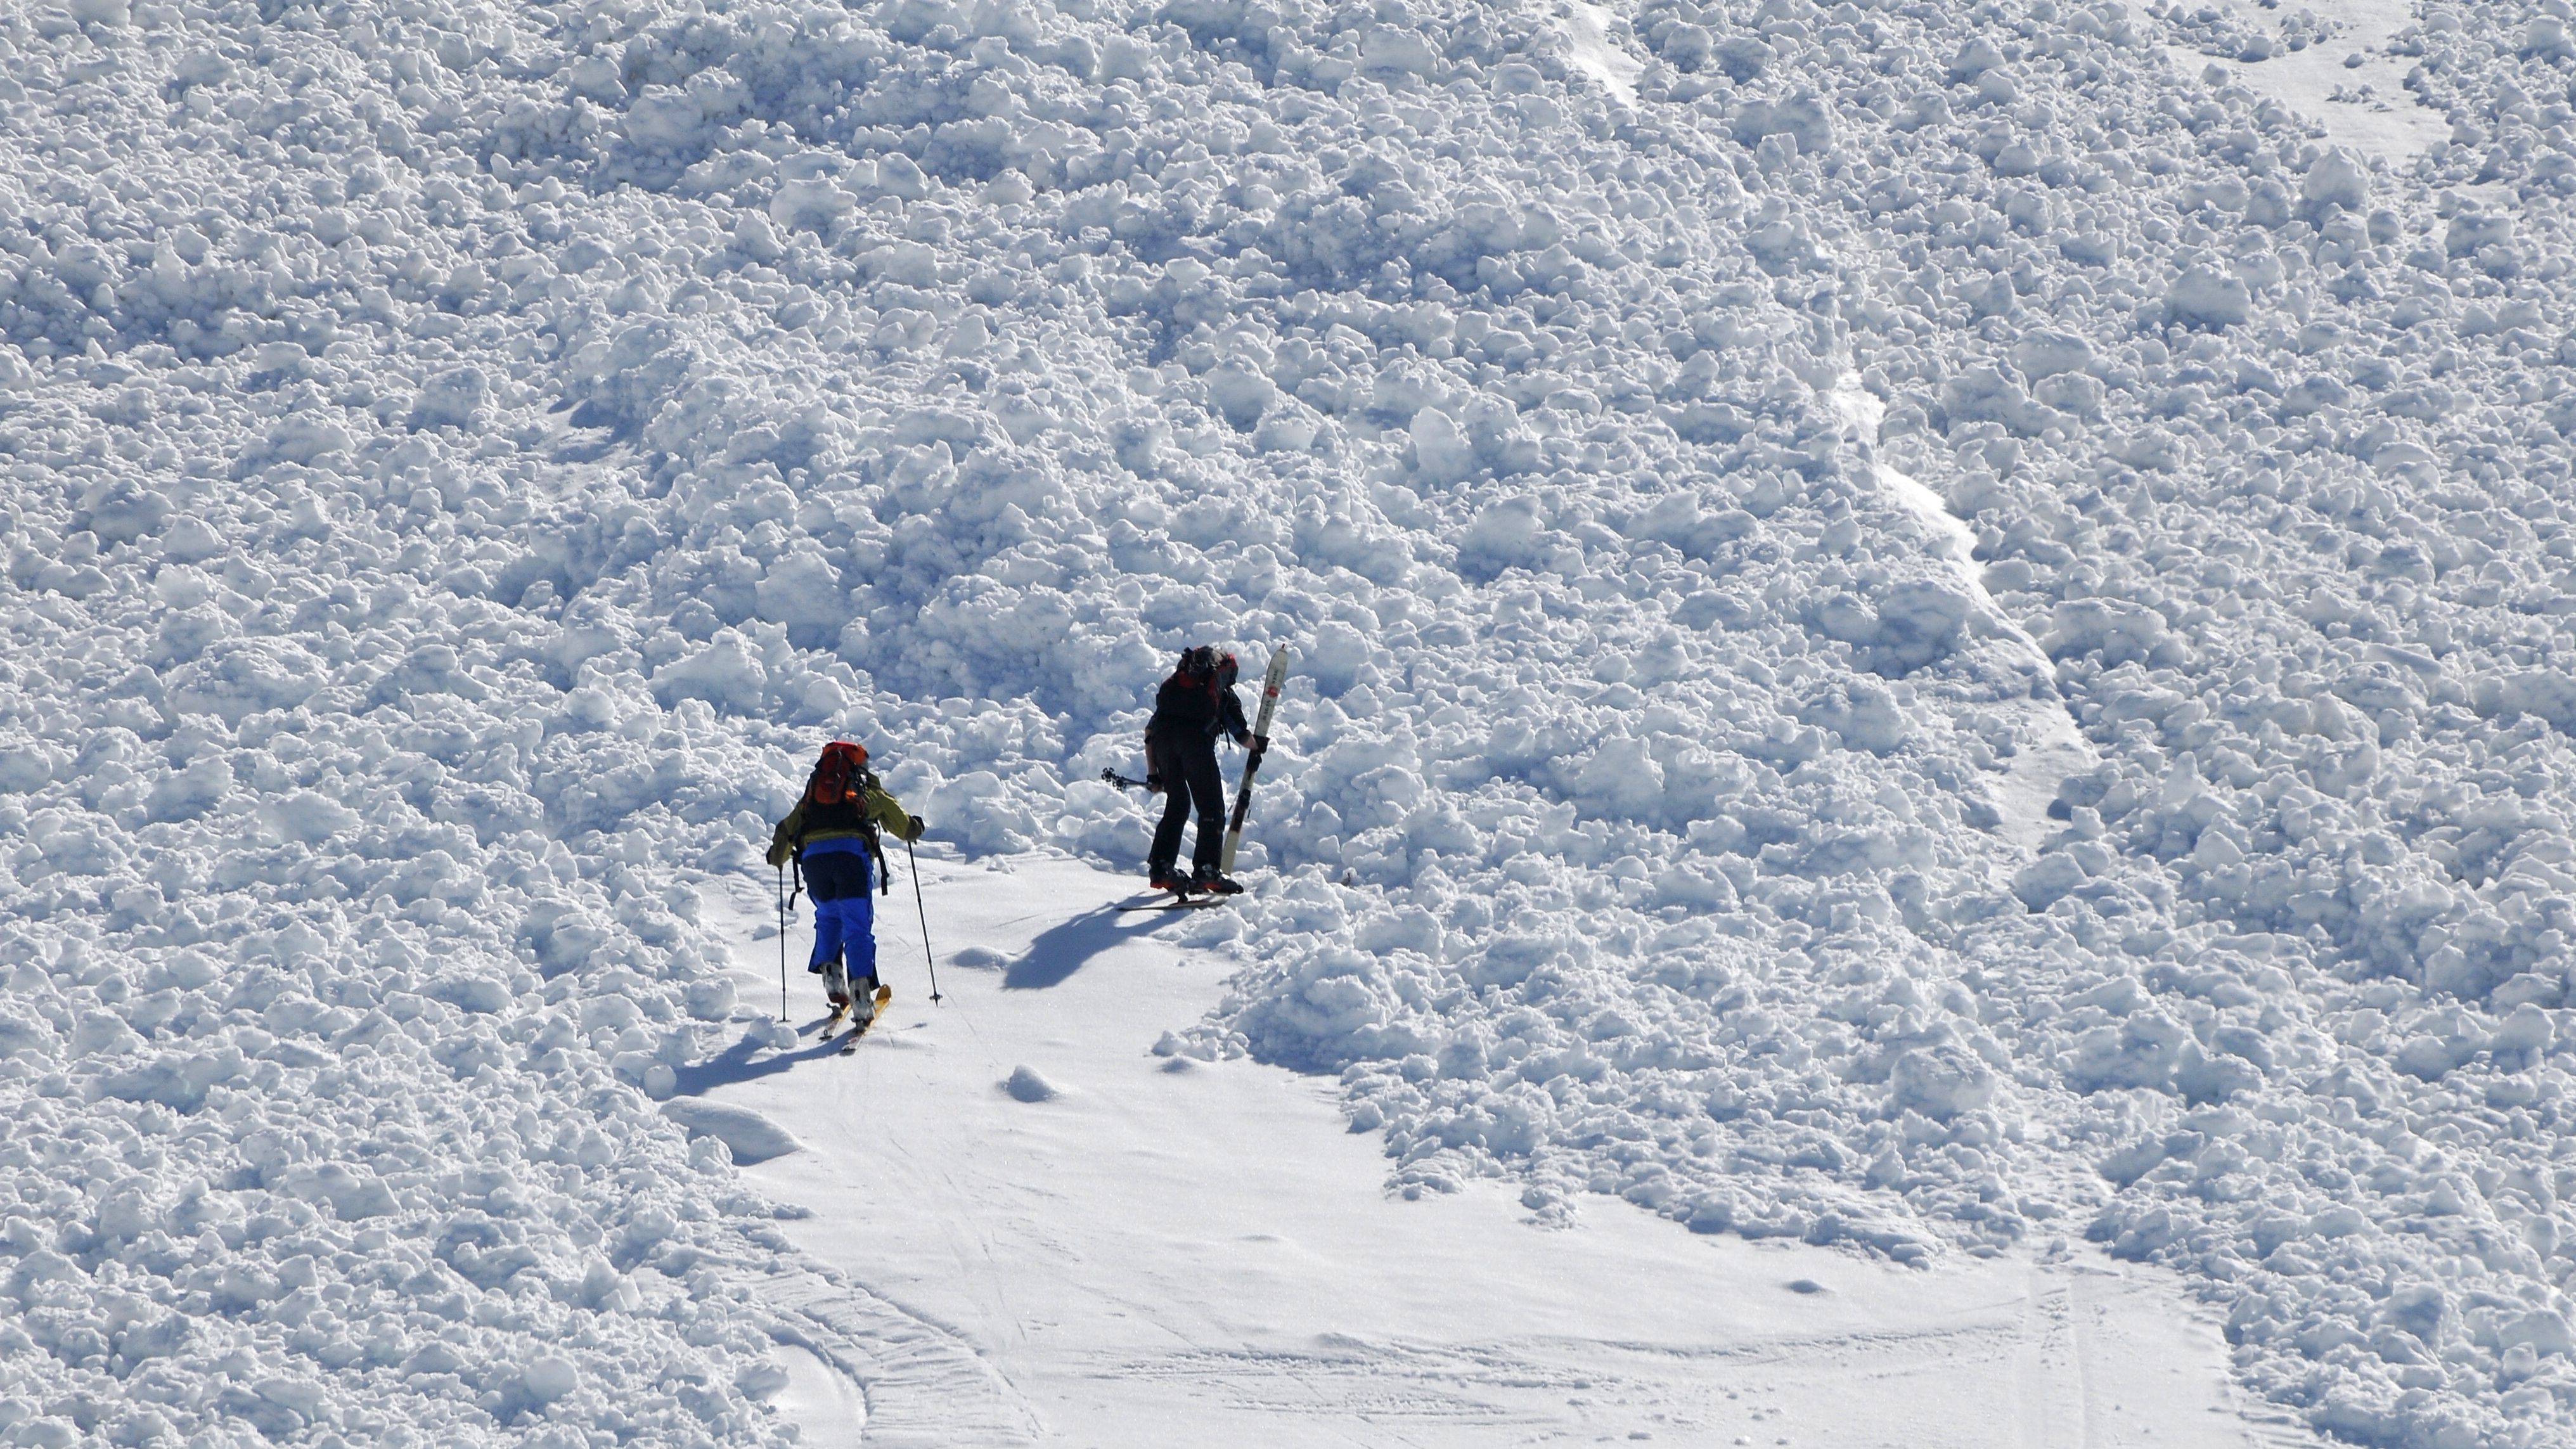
[1410,407,1476,484]
[1732,93,1834,155]
[2011,330,2094,380]
[660,1099,802,1162]
[145,756,234,823]
[652,631,769,714]
[2302,149,2371,211]
[772,177,860,234]
[1002,1065,1060,1102]
[2012,851,2089,910]
[523,1355,581,1403]
[409,366,489,430]
[2165,265,2250,328]
[166,639,326,724]
[1573,737,1665,820]
[1888,1045,1998,1121]
[1800,679,1908,754]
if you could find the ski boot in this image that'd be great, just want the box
[1194,868,1244,896]
[1149,861,1195,896]
[851,976,880,1026]
[822,960,852,1013]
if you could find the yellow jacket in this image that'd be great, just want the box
[766,772,923,870]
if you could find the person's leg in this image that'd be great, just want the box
[1147,738,1191,882]
[803,853,870,1006]
[1183,744,1227,880]
[846,854,879,993]
[808,894,846,972]
[847,887,882,1019]
[815,894,860,1005]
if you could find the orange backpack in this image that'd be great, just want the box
[808,740,869,806]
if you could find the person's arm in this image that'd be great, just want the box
[1220,687,1252,746]
[764,803,805,868]
[863,781,926,842]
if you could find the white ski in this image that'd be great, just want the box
[1219,645,1292,873]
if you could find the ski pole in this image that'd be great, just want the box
[906,836,942,1005]
[774,863,788,1022]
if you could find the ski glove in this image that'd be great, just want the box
[1252,734,1270,752]
[904,814,927,842]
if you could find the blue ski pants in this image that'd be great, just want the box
[802,846,877,984]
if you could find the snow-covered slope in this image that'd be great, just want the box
[4,0,2576,1443]
[709,851,2276,1449]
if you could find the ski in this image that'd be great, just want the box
[1118,894,1227,911]
[839,985,894,1054]
[1219,645,1291,873]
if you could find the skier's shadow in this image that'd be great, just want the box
[669,1019,849,1094]
[1003,903,1186,990]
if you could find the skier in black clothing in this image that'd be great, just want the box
[1145,645,1260,894]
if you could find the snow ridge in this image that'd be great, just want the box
[4,0,2576,1445]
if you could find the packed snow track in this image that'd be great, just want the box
[705,853,2285,1448]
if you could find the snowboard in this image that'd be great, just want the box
[1219,645,1292,873]
[839,984,894,1054]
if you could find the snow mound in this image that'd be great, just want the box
[1002,1066,1062,1104]
[660,1098,802,1164]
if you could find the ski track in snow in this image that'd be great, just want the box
[1557,2,1645,109]
[4,0,2576,1445]
[1827,374,2097,852]
[704,853,2291,1449]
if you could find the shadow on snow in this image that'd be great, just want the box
[670,1014,851,1094]
[1001,903,1194,991]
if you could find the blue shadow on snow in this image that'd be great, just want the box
[1002,903,1190,991]
[668,1014,851,1095]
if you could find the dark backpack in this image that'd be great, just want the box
[793,741,891,894]
[1165,645,1239,696]
[1173,645,1220,682]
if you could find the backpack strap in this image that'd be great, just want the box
[860,768,892,894]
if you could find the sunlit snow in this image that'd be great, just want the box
[4,0,2576,1445]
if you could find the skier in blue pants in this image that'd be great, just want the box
[767,740,925,1025]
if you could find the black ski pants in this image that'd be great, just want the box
[1147,731,1225,877]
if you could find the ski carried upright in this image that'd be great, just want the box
[1220,645,1291,875]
